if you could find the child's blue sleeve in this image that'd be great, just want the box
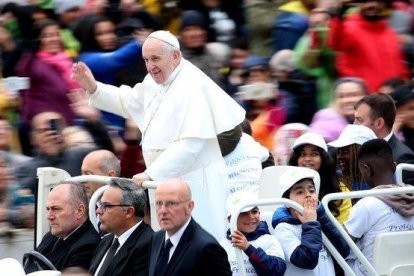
[244,245,287,276]
[290,221,322,269]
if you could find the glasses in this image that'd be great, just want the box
[155,200,189,209]
[96,201,131,212]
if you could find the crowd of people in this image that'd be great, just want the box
[0,0,413,275]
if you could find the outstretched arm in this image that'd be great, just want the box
[71,62,98,93]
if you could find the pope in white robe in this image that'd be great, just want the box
[72,30,246,239]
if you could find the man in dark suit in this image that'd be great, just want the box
[354,93,414,183]
[36,181,100,270]
[89,178,153,276]
[149,178,231,276]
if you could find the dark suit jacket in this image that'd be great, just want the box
[388,134,414,184]
[36,220,100,270]
[149,218,231,276]
[89,222,153,276]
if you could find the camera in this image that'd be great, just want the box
[49,119,59,132]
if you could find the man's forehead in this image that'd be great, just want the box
[101,187,121,201]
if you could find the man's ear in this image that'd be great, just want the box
[107,170,116,177]
[375,117,385,130]
[76,204,86,219]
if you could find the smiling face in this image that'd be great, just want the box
[236,207,260,234]
[336,82,365,121]
[297,145,322,171]
[337,145,352,174]
[142,38,180,85]
[40,24,62,54]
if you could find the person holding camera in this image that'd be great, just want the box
[326,0,409,93]
[14,111,93,193]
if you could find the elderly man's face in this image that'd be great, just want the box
[46,184,83,238]
[155,183,193,236]
[143,38,179,85]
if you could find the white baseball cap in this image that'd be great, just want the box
[292,132,328,152]
[226,191,258,218]
[147,30,180,49]
[328,124,377,148]
[275,166,320,199]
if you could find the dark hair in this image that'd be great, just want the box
[357,138,393,164]
[109,178,146,218]
[334,77,368,96]
[354,93,396,131]
[338,144,363,191]
[73,15,116,52]
[288,145,342,217]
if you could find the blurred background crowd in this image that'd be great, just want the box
[0,0,412,234]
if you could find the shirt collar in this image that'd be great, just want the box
[162,58,184,87]
[165,217,191,247]
[117,220,143,247]
[384,132,393,142]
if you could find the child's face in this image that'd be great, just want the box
[236,207,260,234]
[289,179,317,207]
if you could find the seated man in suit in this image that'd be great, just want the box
[35,181,100,270]
[89,178,153,276]
[149,178,231,276]
[354,93,414,183]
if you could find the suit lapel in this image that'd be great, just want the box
[149,231,165,276]
[104,223,148,274]
[90,234,113,273]
[165,218,196,275]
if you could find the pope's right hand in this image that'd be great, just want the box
[71,62,97,93]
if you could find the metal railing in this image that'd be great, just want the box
[321,186,414,276]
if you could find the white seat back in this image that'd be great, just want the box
[373,230,414,276]
[0,258,26,276]
[258,166,293,226]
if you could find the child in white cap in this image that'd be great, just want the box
[289,132,352,223]
[272,167,349,276]
[220,191,286,275]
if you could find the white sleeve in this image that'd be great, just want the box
[89,82,144,119]
[264,235,285,259]
[273,223,301,260]
[344,198,372,239]
[145,137,206,180]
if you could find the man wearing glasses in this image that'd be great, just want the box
[90,178,153,276]
[34,181,100,271]
[148,178,231,276]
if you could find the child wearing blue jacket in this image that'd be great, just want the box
[272,167,349,275]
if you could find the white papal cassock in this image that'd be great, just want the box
[88,58,246,239]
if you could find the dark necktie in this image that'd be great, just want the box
[97,238,119,276]
[154,239,173,276]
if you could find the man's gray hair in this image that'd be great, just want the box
[59,181,89,216]
[109,178,146,218]
[98,151,121,176]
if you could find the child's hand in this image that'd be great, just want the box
[294,198,317,223]
[231,230,250,251]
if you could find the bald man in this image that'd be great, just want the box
[148,178,231,276]
[15,112,94,192]
[35,181,100,270]
[81,149,121,199]
[72,30,245,239]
